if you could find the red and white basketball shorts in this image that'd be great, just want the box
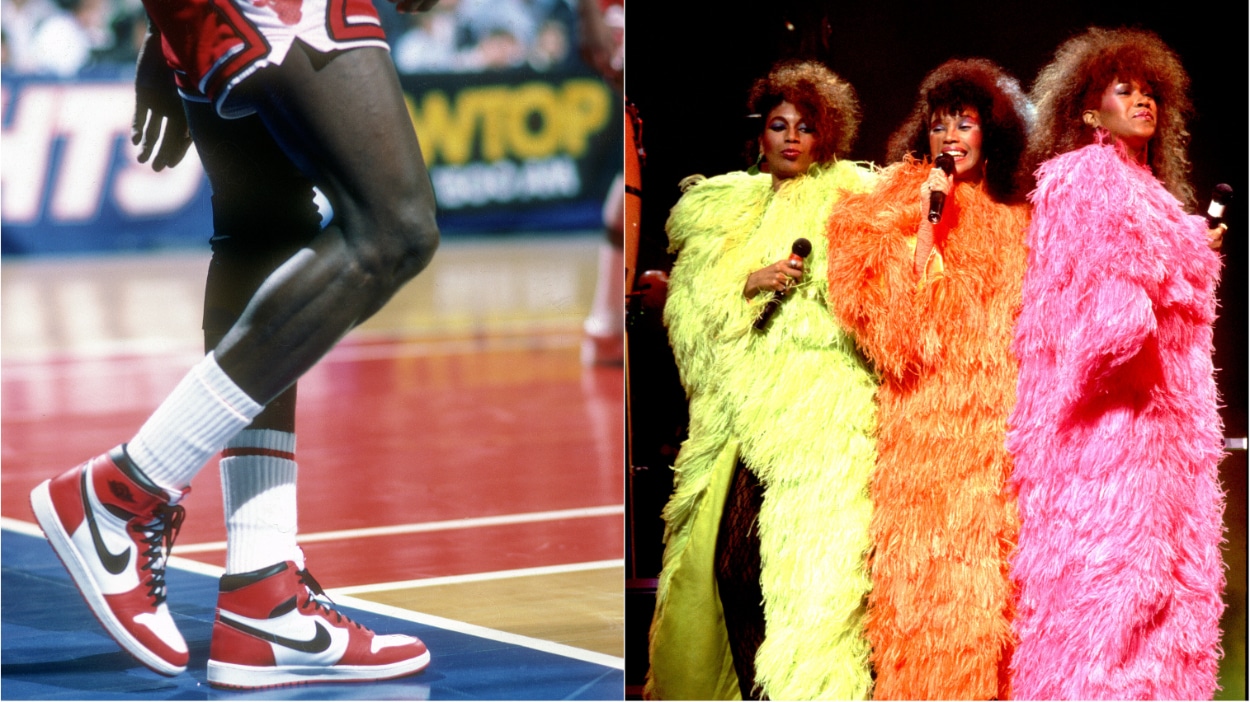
[145,0,390,118]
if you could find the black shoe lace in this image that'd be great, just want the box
[297,568,368,632]
[132,504,185,606]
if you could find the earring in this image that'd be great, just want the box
[752,146,770,174]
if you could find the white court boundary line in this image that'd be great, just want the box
[329,558,624,594]
[172,504,624,554]
[333,597,624,670]
[0,517,624,671]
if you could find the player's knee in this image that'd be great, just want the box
[380,202,439,285]
[349,204,439,295]
[391,201,440,280]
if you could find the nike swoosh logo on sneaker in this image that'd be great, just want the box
[82,469,131,575]
[219,614,334,654]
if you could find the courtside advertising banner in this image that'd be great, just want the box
[1,66,622,255]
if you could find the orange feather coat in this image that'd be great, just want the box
[826,159,1027,700]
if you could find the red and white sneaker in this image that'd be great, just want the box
[29,447,190,675]
[207,561,431,689]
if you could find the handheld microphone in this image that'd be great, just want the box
[1204,183,1233,228]
[754,238,812,331]
[927,153,956,223]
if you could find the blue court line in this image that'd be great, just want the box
[1,526,623,700]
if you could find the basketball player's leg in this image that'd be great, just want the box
[195,45,435,688]
[23,110,312,681]
[28,42,437,682]
[583,173,625,365]
[186,99,314,582]
[211,42,439,406]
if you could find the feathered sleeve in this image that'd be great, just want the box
[826,160,941,378]
[663,171,772,397]
[1015,142,1221,417]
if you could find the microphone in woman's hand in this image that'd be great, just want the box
[1204,183,1233,228]
[754,238,812,331]
[928,153,956,223]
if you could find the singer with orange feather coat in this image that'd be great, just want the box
[825,59,1030,700]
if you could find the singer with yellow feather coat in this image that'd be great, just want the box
[646,60,878,700]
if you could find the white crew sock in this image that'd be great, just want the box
[220,429,302,575]
[584,242,625,338]
[127,352,263,495]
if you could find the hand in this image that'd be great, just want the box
[744,257,804,299]
[919,165,953,214]
[914,167,952,276]
[1207,223,1226,251]
[393,0,439,13]
[131,28,191,171]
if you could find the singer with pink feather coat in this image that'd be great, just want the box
[1008,27,1226,700]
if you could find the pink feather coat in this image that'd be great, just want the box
[1007,141,1226,699]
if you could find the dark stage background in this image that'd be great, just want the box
[624,1,1248,697]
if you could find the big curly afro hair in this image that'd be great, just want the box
[887,58,1032,204]
[746,60,861,166]
[1026,27,1194,207]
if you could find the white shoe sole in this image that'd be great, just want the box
[207,649,431,689]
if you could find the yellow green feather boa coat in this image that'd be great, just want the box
[646,162,878,700]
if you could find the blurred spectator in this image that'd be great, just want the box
[2,0,61,73]
[456,0,532,70]
[528,18,570,71]
[456,0,536,47]
[392,1,462,73]
[387,0,578,73]
[92,5,145,66]
[469,27,525,70]
[3,0,123,75]
[575,0,624,365]
[2,0,589,77]
[30,0,112,76]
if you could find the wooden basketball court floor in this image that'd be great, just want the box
[0,234,625,699]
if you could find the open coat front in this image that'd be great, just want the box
[647,162,878,700]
